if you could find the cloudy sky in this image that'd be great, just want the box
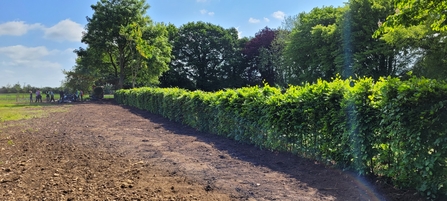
[0,0,346,88]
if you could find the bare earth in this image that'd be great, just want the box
[0,100,425,200]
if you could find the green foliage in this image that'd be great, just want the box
[116,76,447,198]
[373,1,447,81]
[379,0,447,33]
[376,77,447,199]
[80,0,171,89]
[283,0,402,83]
[340,0,399,79]
[284,6,343,84]
[375,7,447,81]
[120,22,154,59]
[343,77,384,174]
[165,22,241,91]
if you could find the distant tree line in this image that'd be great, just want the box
[0,82,61,94]
[65,0,447,91]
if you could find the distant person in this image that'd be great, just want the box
[35,90,42,103]
[50,91,55,102]
[76,89,80,101]
[46,91,50,102]
[38,90,42,102]
[80,90,83,101]
[29,91,33,103]
[59,90,64,103]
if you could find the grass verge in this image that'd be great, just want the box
[0,96,70,123]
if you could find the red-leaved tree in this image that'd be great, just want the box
[243,27,278,86]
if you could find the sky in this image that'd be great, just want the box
[0,0,347,88]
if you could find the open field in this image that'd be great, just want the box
[0,93,112,122]
[0,93,113,104]
[0,93,60,104]
[0,93,66,122]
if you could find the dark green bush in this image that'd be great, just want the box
[93,86,104,99]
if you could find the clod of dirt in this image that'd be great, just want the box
[204,184,213,192]
[121,181,134,188]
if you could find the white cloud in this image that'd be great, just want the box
[43,19,84,42]
[0,19,83,42]
[0,45,51,60]
[200,9,214,16]
[3,59,61,69]
[235,27,242,39]
[0,21,43,36]
[0,45,60,70]
[0,45,72,87]
[272,11,286,20]
[0,61,64,87]
[264,17,270,22]
[248,17,260,23]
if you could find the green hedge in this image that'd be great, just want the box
[115,77,447,199]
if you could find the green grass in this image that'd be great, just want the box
[104,94,114,99]
[0,93,69,123]
[0,93,114,123]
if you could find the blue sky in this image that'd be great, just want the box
[0,0,346,88]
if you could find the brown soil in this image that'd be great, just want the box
[0,100,425,200]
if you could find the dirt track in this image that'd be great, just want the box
[0,100,424,200]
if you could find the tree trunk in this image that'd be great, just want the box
[108,52,119,81]
[118,50,125,89]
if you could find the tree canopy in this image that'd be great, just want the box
[379,0,447,32]
[77,0,171,89]
[169,22,240,91]
[284,6,343,84]
[374,0,447,79]
[65,0,447,92]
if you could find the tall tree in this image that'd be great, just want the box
[169,22,240,91]
[379,0,447,32]
[284,6,344,84]
[121,22,172,87]
[73,47,118,86]
[337,0,400,79]
[374,1,447,80]
[159,24,197,89]
[81,0,170,89]
[410,31,447,79]
[272,15,300,87]
[243,27,278,86]
[65,47,111,93]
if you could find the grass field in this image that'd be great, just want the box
[0,93,113,123]
[0,93,114,102]
[0,93,61,103]
[0,93,65,123]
